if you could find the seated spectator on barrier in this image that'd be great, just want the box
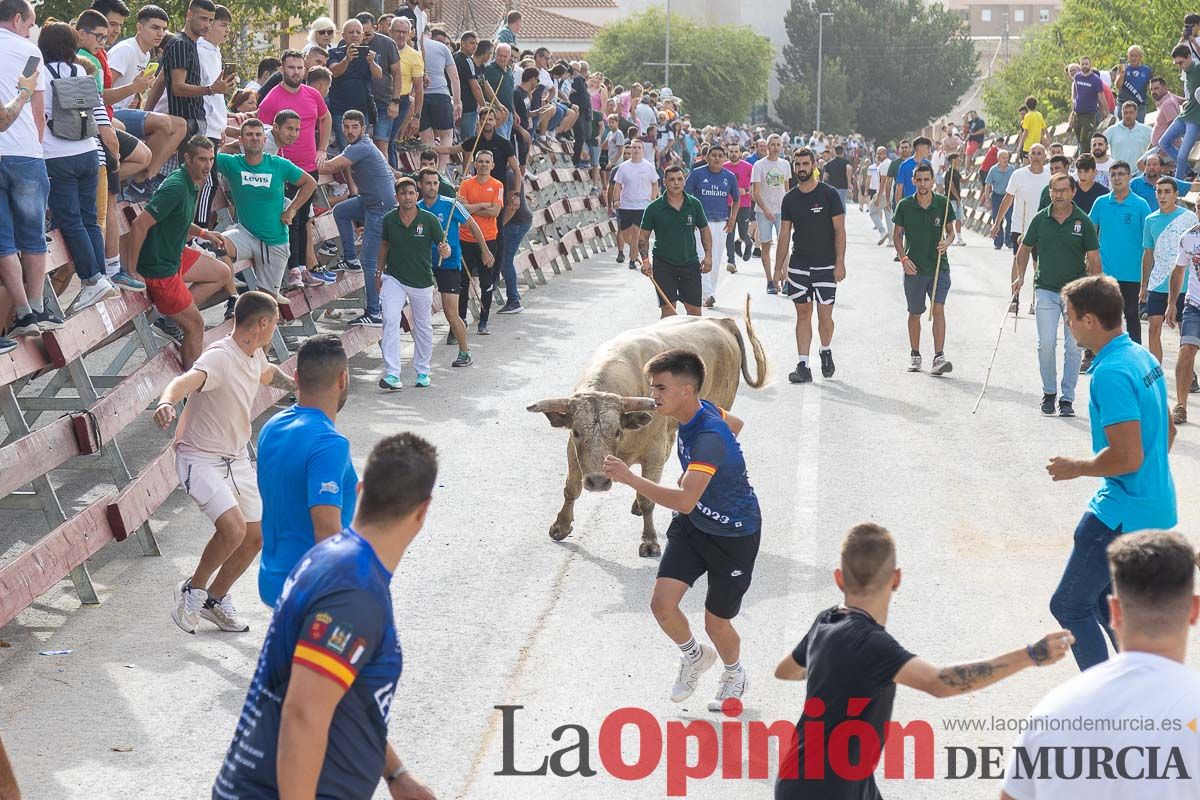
[321,109,397,327]
[145,0,223,149]
[1149,76,1183,158]
[127,136,236,368]
[455,30,484,139]
[327,18,380,151]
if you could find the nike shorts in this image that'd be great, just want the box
[657,514,760,619]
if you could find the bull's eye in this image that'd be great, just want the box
[572,430,580,439]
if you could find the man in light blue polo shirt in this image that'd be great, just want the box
[893,135,932,203]
[1048,275,1175,671]
[256,334,357,607]
[1129,153,1199,208]
[1089,161,1151,346]
[1104,102,1152,176]
[685,142,739,306]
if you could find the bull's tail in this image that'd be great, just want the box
[736,294,768,388]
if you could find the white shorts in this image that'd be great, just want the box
[175,449,262,524]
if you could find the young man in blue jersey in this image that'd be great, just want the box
[683,143,739,307]
[214,433,438,800]
[603,349,761,710]
[255,334,356,607]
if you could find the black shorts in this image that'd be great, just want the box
[652,258,702,308]
[657,514,760,619]
[785,261,837,305]
[1146,290,1183,318]
[617,208,644,230]
[420,93,454,131]
[434,267,462,293]
[106,129,141,194]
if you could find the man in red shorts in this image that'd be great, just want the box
[127,135,235,369]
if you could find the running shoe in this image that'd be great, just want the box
[1041,393,1057,416]
[704,296,716,308]
[0,336,16,355]
[497,301,524,314]
[72,277,117,313]
[452,351,473,367]
[446,331,458,346]
[286,268,305,290]
[318,240,340,258]
[726,262,737,274]
[200,594,249,632]
[378,373,402,391]
[1173,403,1188,424]
[955,236,966,246]
[348,313,382,327]
[310,269,337,284]
[931,355,953,376]
[788,362,813,384]
[224,297,236,320]
[671,644,717,703]
[752,247,761,258]
[111,271,146,292]
[616,252,625,263]
[335,258,362,272]
[1192,373,1199,394]
[766,281,777,295]
[301,269,325,288]
[478,321,490,335]
[414,373,430,388]
[908,353,922,372]
[707,668,749,713]
[9,313,39,337]
[819,349,835,379]
[35,308,64,331]
[171,579,206,635]
[153,316,184,344]
[1058,400,1075,418]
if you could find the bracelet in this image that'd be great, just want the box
[156,401,173,410]
[386,765,408,783]
[16,86,31,99]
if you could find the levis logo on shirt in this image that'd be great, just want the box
[241,172,272,188]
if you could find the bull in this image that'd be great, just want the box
[527,298,768,557]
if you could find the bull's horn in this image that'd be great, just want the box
[527,398,573,413]
[621,397,657,412]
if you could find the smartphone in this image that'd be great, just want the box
[222,62,236,76]
[354,45,369,58]
[141,61,160,78]
[22,55,39,78]
[1119,56,1127,65]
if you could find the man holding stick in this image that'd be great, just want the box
[638,164,712,318]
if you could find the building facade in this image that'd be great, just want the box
[946,0,1063,37]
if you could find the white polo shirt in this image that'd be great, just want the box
[0,27,47,158]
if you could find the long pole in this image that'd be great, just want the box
[816,13,824,131]
[664,0,671,87]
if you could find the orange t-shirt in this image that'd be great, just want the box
[457,176,505,242]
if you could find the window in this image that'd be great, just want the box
[1015,8,1025,22]
[981,8,992,22]
[1040,8,1050,22]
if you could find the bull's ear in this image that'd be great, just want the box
[540,412,573,428]
[621,412,654,430]
[528,400,574,429]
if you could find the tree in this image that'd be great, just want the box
[984,0,1194,135]
[775,57,859,136]
[588,9,773,126]
[777,0,978,140]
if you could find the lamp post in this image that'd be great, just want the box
[816,11,834,131]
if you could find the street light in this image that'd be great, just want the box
[816,11,834,132]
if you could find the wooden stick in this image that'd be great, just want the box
[927,190,955,322]
[973,302,1013,413]
[646,270,678,316]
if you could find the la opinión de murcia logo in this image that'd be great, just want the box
[493,700,1195,797]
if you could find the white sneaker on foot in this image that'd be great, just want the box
[200,594,250,632]
[171,580,206,634]
[73,277,117,312]
[671,644,717,702]
[707,668,749,712]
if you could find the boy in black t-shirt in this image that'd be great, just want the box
[774,523,1074,800]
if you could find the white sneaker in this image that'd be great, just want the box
[908,353,922,372]
[200,594,249,632]
[955,236,966,246]
[286,268,304,290]
[171,580,206,634]
[671,644,717,702]
[707,668,749,712]
[73,277,117,312]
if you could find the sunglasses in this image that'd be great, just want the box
[317,28,334,34]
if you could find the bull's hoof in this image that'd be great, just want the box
[549,521,573,541]
[638,540,661,558]
[631,499,643,516]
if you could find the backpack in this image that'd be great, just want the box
[46,62,99,142]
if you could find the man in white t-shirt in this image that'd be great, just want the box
[1090,131,1114,188]
[751,134,793,294]
[611,139,659,269]
[153,292,297,635]
[1001,530,1200,800]
[992,143,1051,313]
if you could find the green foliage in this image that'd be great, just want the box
[775,57,859,135]
[588,8,774,126]
[984,0,1195,132]
[777,0,978,139]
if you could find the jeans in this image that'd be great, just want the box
[331,110,346,151]
[46,151,104,281]
[1035,287,1081,401]
[286,170,319,270]
[1160,116,1200,178]
[0,156,50,256]
[1071,111,1098,148]
[991,192,1012,248]
[725,206,752,262]
[334,195,395,316]
[1118,280,1142,344]
[460,110,479,139]
[498,219,530,304]
[1050,512,1122,670]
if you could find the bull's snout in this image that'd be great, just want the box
[584,474,612,492]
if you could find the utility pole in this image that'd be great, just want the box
[643,0,690,87]
[816,11,834,131]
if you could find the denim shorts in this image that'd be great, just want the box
[114,107,147,139]
[0,157,50,256]
[755,210,781,243]
[550,103,568,129]
[1182,303,1200,347]
[903,269,951,314]
[373,98,405,142]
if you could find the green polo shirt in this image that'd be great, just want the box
[1024,204,1099,292]
[640,193,709,265]
[380,207,444,288]
[138,168,198,279]
[405,171,457,198]
[892,192,956,275]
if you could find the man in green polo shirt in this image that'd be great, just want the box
[893,163,955,375]
[1017,173,1102,417]
[638,164,712,318]
[127,136,235,369]
[377,177,448,391]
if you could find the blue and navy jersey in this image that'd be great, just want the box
[214,529,401,800]
[897,157,931,198]
[677,400,761,536]
[684,167,739,222]
[422,195,471,270]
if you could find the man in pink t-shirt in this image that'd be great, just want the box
[724,148,755,269]
[1150,76,1184,154]
[257,49,332,287]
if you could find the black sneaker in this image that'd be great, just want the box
[336,258,362,272]
[348,313,382,327]
[1192,373,1199,394]
[788,362,813,384]
[1079,349,1094,373]
[153,316,184,343]
[733,240,743,259]
[766,281,778,295]
[819,349,835,378]
[1041,393,1057,416]
[35,308,64,331]
[741,243,752,262]
[752,247,761,258]
[9,312,39,337]
[452,351,473,367]
[223,297,236,320]
[477,321,490,335]
[0,335,16,355]
[497,301,524,314]
[628,259,638,271]
[1059,399,1075,417]
[616,252,625,263]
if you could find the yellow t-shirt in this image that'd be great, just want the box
[1021,110,1046,152]
[398,46,425,97]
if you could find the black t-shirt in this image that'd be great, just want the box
[968,117,986,144]
[1073,181,1108,214]
[824,156,851,189]
[463,132,517,191]
[161,32,204,121]
[258,70,283,101]
[943,167,962,199]
[776,607,915,800]
[455,52,478,113]
[780,183,845,267]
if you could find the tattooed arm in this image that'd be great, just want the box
[262,364,298,393]
[893,630,1074,698]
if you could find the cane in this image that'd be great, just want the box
[927,189,955,322]
[645,268,678,316]
[1011,206,1027,333]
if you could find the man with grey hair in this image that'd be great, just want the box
[387,15,424,166]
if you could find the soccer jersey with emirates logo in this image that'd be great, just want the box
[676,400,761,537]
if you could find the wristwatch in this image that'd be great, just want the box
[390,98,402,104]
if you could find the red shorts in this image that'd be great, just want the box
[145,248,200,317]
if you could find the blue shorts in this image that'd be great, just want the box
[460,110,479,139]
[1182,303,1200,347]
[903,269,950,314]
[0,157,50,257]
[373,98,406,142]
[755,210,781,243]
[420,93,454,131]
[114,107,147,138]
[1145,290,1181,318]
[550,103,569,129]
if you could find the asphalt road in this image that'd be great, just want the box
[2,203,1199,800]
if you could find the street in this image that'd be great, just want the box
[3,205,1199,800]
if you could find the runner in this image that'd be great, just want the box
[984,149,1016,250]
[255,334,355,607]
[774,147,845,384]
[1141,178,1199,367]
[1017,174,1101,417]
[867,146,888,239]
[1090,160,1152,347]
[750,134,792,294]
[723,145,754,266]
[992,143,1050,315]
[154,291,296,634]
[892,163,955,375]
[683,142,738,308]
[377,177,447,390]
[602,349,761,710]
[611,139,659,270]
[637,164,711,317]
[1047,275,1176,671]
[457,149,504,335]
[213,433,439,800]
